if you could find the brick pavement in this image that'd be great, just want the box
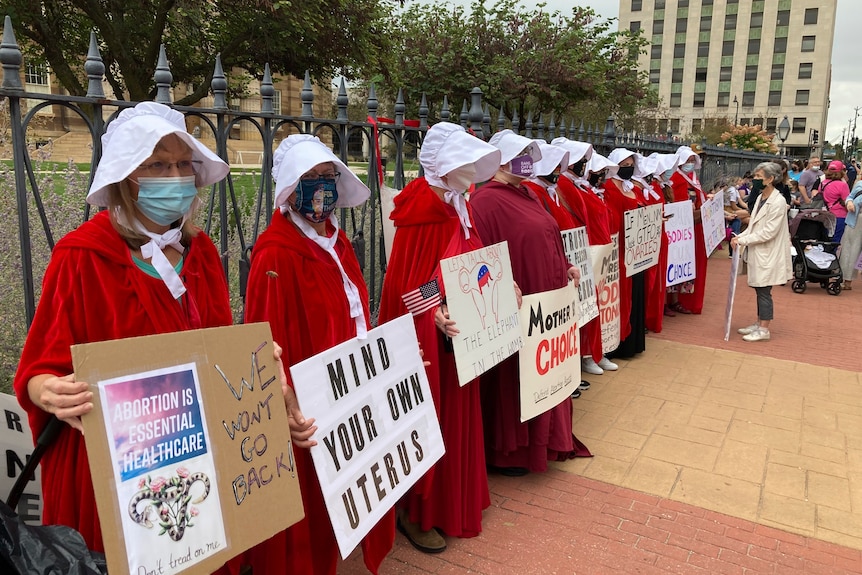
[340,250,862,574]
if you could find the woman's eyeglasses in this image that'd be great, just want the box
[301,171,341,182]
[137,160,203,177]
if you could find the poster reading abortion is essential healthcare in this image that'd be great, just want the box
[290,314,445,559]
[623,204,663,276]
[99,363,226,575]
[440,241,522,386]
[518,282,581,422]
[560,227,599,325]
[664,200,696,288]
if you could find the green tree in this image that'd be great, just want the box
[380,0,654,125]
[5,0,399,105]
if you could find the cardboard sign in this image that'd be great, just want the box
[724,249,741,341]
[74,323,303,575]
[623,204,663,276]
[591,235,620,354]
[0,393,42,524]
[664,200,696,288]
[440,241,523,386]
[701,190,726,256]
[289,314,444,559]
[518,283,581,422]
[561,227,599,324]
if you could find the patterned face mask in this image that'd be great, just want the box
[294,177,339,223]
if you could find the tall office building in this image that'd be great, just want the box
[618,0,837,158]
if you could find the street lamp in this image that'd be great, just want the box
[777,116,791,157]
[733,95,739,125]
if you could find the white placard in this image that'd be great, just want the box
[664,200,697,288]
[561,227,599,324]
[518,283,581,422]
[289,315,445,559]
[700,190,726,256]
[623,204,663,276]
[440,241,523,386]
[590,234,620,354]
[0,393,42,524]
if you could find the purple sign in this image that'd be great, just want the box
[509,154,534,177]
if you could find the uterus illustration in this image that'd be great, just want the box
[458,259,503,329]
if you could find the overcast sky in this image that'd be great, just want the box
[442,0,859,146]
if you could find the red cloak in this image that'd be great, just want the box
[523,180,577,231]
[671,171,708,314]
[378,177,490,537]
[13,211,232,554]
[244,211,394,574]
[469,180,580,472]
[643,180,668,333]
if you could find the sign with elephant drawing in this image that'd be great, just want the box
[74,323,304,575]
[440,241,523,386]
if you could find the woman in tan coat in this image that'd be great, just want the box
[731,162,793,342]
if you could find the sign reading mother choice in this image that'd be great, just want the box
[623,204,663,276]
[440,241,522,386]
[518,282,581,422]
[74,324,304,575]
[290,314,445,559]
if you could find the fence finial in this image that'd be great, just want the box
[260,63,274,114]
[603,116,616,151]
[395,88,405,127]
[469,87,483,137]
[482,103,491,140]
[525,111,534,139]
[548,113,556,141]
[460,99,469,129]
[367,83,378,120]
[512,106,520,134]
[418,93,428,129]
[337,77,349,121]
[85,30,105,98]
[497,104,506,132]
[154,44,173,104]
[1,16,23,91]
[440,95,450,122]
[301,70,314,118]
[212,53,227,110]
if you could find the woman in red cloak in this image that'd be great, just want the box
[244,135,394,574]
[378,123,502,553]
[470,130,584,477]
[13,102,235,553]
[670,146,709,314]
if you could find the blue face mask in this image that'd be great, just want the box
[663,169,674,179]
[294,177,338,223]
[680,163,696,174]
[135,176,198,226]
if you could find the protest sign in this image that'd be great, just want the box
[623,204,663,276]
[664,200,696,288]
[74,324,303,575]
[561,227,599,324]
[591,235,620,354]
[724,249,741,341]
[700,190,726,256]
[518,283,581,422]
[440,241,522,386]
[290,314,444,559]
[0,393,42,524]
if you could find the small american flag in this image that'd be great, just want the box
[401,279,442,316]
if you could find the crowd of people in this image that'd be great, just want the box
[12,102,860,574]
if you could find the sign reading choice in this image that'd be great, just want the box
[664,200,696,288]
[290,314,444,559]
[440,241,522,386]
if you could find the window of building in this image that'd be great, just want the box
[768,91,781,106]
[695,67,708,82]
[702,0,713,5]
[678,0,689,7]
[631,0,642,11]
[740,118,751,126]
[771,64,784,80]
[748,39,761,55]
[753,117,764,128]
[653,19,664,34]
[745,65,758,81]
[671,68,684,83]
[804,8,818,25]
[796,90,810,105]
[697,42,709,57]
[655,0,666,8]
[766,118,777,132]
[676,18,687,33]
[792,117,806,134]
[774,37,787,54]
[693,93,706,108]
[801,36,816,52]
[750,12,763,28]
[25,63,49,85]
[777,10,790,26]
[670,94,682,107]
[798,62,813,79]
[673,43,685,58]
[651,44,662,59]
[700,16,711,32]
[649,69,661,84]
[742,91,755,106]
[272,90,282,115]
[692,119,703,132]
[670,119,680,133]
[722,40,735,56]
[717,92,730,107]
[725,14,737,29]
[630,21,641,33]
[719,66,732,81]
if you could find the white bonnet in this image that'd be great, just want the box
[608,148,637,167]
[272,134,369,209]
[635,153,659,179]
[488,129,543,165]
[587,152,619,178]
[674,146,702,170]
[531,140,569,177]
[87,102,229,207]
[418,122,501,183]
[550,137,593,166]
[649,152,682,175]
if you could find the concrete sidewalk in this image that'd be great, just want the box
[341,251,862,574]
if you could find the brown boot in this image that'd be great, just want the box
[396,508,446,553]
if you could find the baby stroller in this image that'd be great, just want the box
[788,209,843,295]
